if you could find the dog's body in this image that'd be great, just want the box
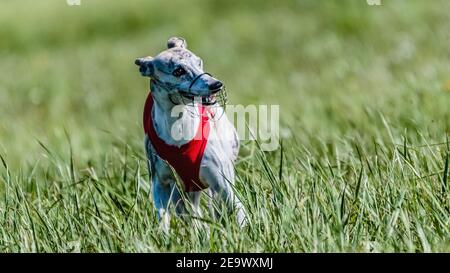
[136,37,246,229]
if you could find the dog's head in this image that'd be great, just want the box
[135,37,225,105]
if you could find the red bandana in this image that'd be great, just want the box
[143,92,210,192]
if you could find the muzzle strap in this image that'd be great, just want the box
[188,72,212,92]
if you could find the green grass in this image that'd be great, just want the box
[1,0,450,252]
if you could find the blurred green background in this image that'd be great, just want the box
[0,0,449,168]
[1,0,450,253]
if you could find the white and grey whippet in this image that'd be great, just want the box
[135,37,247,230]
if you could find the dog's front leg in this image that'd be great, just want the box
[145,137,184,232]
[215,184,247,227]
[185,192,202,217]
[200,163,247,227]
[152,179,172,233]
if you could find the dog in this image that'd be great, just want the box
[135,37,247,230]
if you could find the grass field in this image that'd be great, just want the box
[1,0,450,252]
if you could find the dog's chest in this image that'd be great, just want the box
[144,94,213,191]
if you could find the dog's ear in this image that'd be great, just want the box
[135,56,154,77]
[167,37,187,49]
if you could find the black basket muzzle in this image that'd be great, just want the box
[168,72,228,108]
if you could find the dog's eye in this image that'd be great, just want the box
[172,67,186,77]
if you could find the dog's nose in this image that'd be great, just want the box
[135,59,142,66]
[209,81,223,92]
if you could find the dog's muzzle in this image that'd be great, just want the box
[169,73,228,107]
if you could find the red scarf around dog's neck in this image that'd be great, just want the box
[143,92,209,192]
